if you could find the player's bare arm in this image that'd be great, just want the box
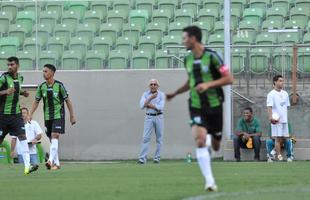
[166,79,190,101]
[65,98,76,125]
[29,101,40,121]
[196,71,233,93]
[0,87,15,96]
[20,90,29,97]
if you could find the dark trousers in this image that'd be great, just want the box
[233,135,261,160]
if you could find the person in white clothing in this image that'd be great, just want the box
[11,107,43,169]
[267,75,290,161]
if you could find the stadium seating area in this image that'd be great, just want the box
[0,0,309,71]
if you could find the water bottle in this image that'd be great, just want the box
[186,152,192,163]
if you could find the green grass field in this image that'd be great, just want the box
[0,161,309,200]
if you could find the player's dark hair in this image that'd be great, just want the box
[244,107,253,113]
[7,56,19,65]
[183,26,202,43]
[273,75,283,85]
[44,64,56,73]
[21,107,29,113]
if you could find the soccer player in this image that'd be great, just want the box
[267,75,290,161]
[166,26,233,191]
[0,56,35,174]
[30,64,76,170]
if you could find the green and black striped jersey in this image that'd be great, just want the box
[0,72,23,115]
[35,80,69,120]
[185,48,224,109]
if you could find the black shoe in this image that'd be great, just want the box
[236,158,241,162]
[254,157,260,162]
[153,160,159,164]
[29,164,39,173]
[137,161,145,164]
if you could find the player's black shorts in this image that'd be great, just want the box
[45,118,65,139]
[189,105,223,140]
[0,114,25,140]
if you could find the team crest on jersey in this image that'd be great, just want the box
[193,116,202,124]
[43,93,46,97]
[202,65,209,73]
[54,92,58,97]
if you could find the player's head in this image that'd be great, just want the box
[7,57,19,74]
[273,75,284,89]
[243,107,253,121]
[149,79,159,93]
[183,26,202,50]
[43,64,56,80]
[21,107,29,121]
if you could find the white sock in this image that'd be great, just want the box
[196,147,215,187]
[49,139,58,165]
[54,152,60,166]
[19,140,30,168]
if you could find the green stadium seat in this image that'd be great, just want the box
[8,24,27,45]
[139,35,161,57]
[192,21,210,43]
[115,36,137,53]
[152,9,173,29]
[47,36,68,56]
[272,0,290,13]
[213,21,234,35]
[231,0,247,14]
[68,1,89,19]
[208,33,224,45]
[243,8,264,24]
[39,10,60,29]
[202,0,223,13]
[123,23,143,45]
[0,37,19,55]
[255,32,278,44]
[303,32,310,44]
[155,49,171,69]
[145,22,166,42]
[233,33,255,45]
[109,50,129,69]
[69,36,90,57]
[266,7,286,23]
[62,50,83,70]
[238,20,260,38]
[85,50,106,70]
[168,22,189,37]
[100,23,121,45]
[250,48,270,74]
[284,20,305,29]
[16,11,35,33]
[23,37,43,55]
[1,2,20,20]
[33,24,53,46]
[113,0,131,17]
[62,10,80,31]
[136,0,156,16]
[261,19,283,30]
[220,8,241,29]
[295,0,310,8]
[24,1,45,14]
[107,10,127,27]
[181,0,199,16]
[308,21,310,31]
[16,50,35,70]
[198,8,218,32]
[249,0,270,9]
[54,24,73,45]
[231,48,246,74]
[84,10,103,30]
[174,9,194,24]
[39,50,59,69]
[158,0,178,15]
[0,11,14,34]
[278,32,300,44]
[92,36,113,58]
[91,1,111,20]
[129,10,149,31]
[290,7,309,29]
[0,51,11,71]
[273,47,293,72]
[46,1,69,16]
[132,50,152,69]
[76,23,97,43]
[298,47,310,73]
[162,35,182,54]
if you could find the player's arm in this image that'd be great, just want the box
[166,79,190,101]
[20,90,29,97]
[0,77,15,96]
[65,98,76,125]
[10,137,17,158]
[29,101,39,121]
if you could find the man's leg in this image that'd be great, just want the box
[266,139,275,159]
[193,125,216,190]
[154,115,164,163]
[17,134,31,174]
[233,135,242,161]
[47,132,60,169]
[285,139,293,160]
[253,136,261,160]
[138,116,153,163]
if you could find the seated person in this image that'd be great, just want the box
[266,123,295,162]
[233,107,262,161]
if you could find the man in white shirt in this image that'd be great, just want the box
[11,107,43,169]
[267,75,290,161]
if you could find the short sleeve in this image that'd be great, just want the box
[211,51,224,69]
[32,121,43,135]
[266,93,274,107]
[35,85,42,102]
[236,118,244,132]
[255,119,262,133]
[60,83,69,100]
[286,92,291,107]
[0,75,6,88]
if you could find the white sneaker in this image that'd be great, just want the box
[205,184,218,192]
[267,157,273,163]
[287,157,293,162]
[277,155,283,161]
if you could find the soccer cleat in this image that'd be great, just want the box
[287,157,293,162]
[45,161,52,170]
[153,160,159,164]
[24,166,30,175]
[51,165,61,170]
[29,164,39,173]
[205,185,218,192]
[277,155,283,161]
[267,157,273,163]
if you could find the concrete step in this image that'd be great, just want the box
[224,139,310,149]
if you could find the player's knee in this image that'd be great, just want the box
[195,138,205,148]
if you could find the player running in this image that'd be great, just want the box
[30,64,76,170]
[166,26,233,191]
